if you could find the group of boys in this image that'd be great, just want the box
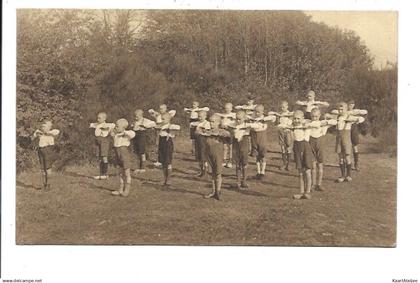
[32,90,367,201]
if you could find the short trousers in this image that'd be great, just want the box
[206,138,224,176]
[114,146,133,169]
[195,134,208,162]
[233,136,250,166]
[37,146,55,171]
[336,130,352,155]
[309,136,325,163]
[350,124,360,145]
[293,140,314,170]
[96,136,111,157]
[158,136,174,166]
[253,131,267,160]
[133,130,147,155]
[278,128,293,154]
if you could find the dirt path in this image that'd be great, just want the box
[16,134,396,246]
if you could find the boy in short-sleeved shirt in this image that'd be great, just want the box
[198,114,231,200]
[131,109,156,173]
[269,101,294,171]
[33,120,60,190]
[110,119,135,197]
[184,101,209,157]
[192,110,211,177]
[89,112,115,180]
[217,102,236,168]
[296,90,329,120]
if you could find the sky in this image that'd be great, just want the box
[305,11,398,69]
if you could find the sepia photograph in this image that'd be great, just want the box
[15,9,397,246]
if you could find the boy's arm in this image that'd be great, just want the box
[124,130,136,139]
[315,101,330,107]
[33,129,43,137]
[234,105,243,110]
[199,107,210,112]
[45,129,60,136]
[168,110,177,117]
[330,110,339,115]
[169,124,181,131]
[143,119,156,129]
[295,100,306,106]
[352,109,368,115]
[89,123,98,128]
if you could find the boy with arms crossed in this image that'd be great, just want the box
[217,102,236,168]
[156,113,181,187]
[33,120,60,190]
[192,110,211,177]
[111,119,135,197]
[89,112,115,180]
[184,101,209,156]
[131,109,156,173]
[269,101,294,171]
[198,114,231,200]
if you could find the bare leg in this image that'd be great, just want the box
[305,169,312,194]
[215,174,222,199]
[121,168,131,197]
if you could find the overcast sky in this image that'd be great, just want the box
[305,11,397,69]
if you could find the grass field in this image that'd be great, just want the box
[16,134,396,246]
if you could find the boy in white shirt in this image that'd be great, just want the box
[148,104,176,167]
[282,110,314,200]
[192,110,211,177]
[89,112,115,180]
[33,120,60,190]
[326,102,365,183]
[156,113,181,186]
[270,101,294,171]
[248,105,276,179]
[348,100,368,171]
[110,119,135,197]
[217,102,236,168]
[198,114,231,200]
[131,109,156,173]
[296,90,330,119]
[227,110,260,190]
[184,101,210,157]
[307,108,337,191]
[235,98,257,156]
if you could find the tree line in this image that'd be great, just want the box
[16,9,397,171]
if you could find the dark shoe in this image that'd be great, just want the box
[315,185,325,191]
[354,164,360,171]
[240,181,249,190]
[259,174,265,180]
[256,174,261,180]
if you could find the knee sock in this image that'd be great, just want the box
[346,163,352,177]
[99,161,104,176]
[339,161,346,178]
[261,161,266,175]
[354,152,359,166]
[287,153,292,168]
[103,162,108,175]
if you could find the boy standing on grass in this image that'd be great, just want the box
[156,113,181,187]
[217,102,236,168]
[269,101,294,171]
[89,112,115,180]
[111,119,135,197]
[148,104,176,168]
[198,114,231,200]
[281,110,314,200]
[347,100,368,171]
[184,101,209,157]
[192,110,211,177]
[235,97,257,156]
[307,108,337,191]
[248,105,276,180]
[227,110,260,190]
[296,90,330,120]
[33,120,60,191]
[131,109,156,173]
[326,102,365,183]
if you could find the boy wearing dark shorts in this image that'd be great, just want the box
[131,109,156,173]
[192,110,211,177]
[217,102,236,168]
[156,113,181,186]
[33,120,60,190]
[184,101,209,156]
[326,102,365,183]
[347,100,368,171]
[307,108,337,191]
[249,105,276,180]
[227,110,260,190]
[89,112,115,180]
[287,110,314,200]
[198,114,231,200]
[110,119,135,197]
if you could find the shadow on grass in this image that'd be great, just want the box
[141,181,203,197]
[224,184,268,197]
[16,180,40,190]
[76,181,115,192]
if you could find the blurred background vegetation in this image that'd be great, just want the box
[16,10,397,171]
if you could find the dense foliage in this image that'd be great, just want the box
[16,10,397,171]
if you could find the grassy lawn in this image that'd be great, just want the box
[16,134,396,246]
